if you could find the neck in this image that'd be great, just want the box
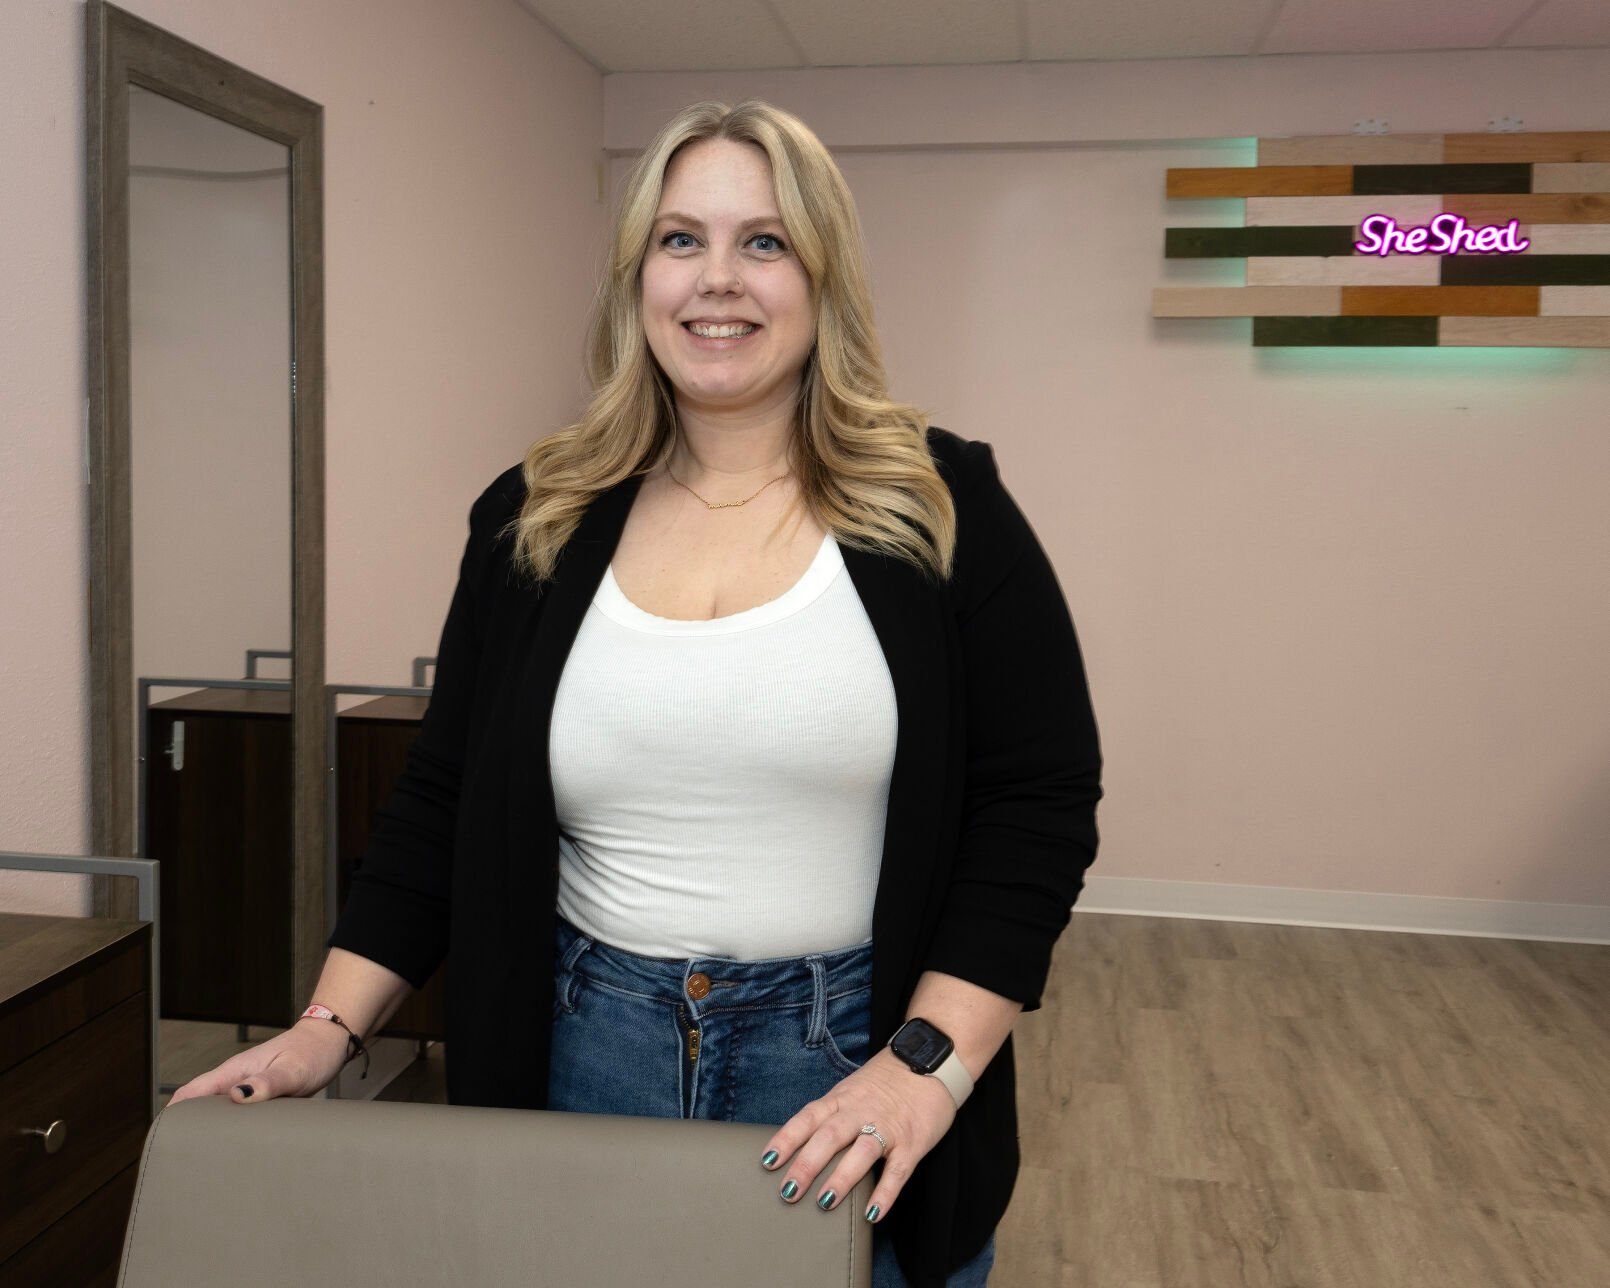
[666,407,796,488]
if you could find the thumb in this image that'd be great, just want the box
[231,1052,292,1103]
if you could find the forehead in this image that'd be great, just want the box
[656,138,779,224]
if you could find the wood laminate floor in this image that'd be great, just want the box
[1005,912,1610,1287]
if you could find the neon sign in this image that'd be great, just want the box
[1353,213,1530,257]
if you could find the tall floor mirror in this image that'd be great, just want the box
[86,0,326,1102]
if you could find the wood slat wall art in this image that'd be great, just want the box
[1154,130,1610,346]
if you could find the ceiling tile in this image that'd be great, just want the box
[519,0,803,73]
[1503,0,1610,47]
[1023,0,1284,60]
[1261,0,1537,54]
[782,0,1020,67]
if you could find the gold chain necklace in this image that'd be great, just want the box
[665,461,791,510]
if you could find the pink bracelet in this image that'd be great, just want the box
[298,1004,370,1079]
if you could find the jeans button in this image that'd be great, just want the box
[686,972,711,1000]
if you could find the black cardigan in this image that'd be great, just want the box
[325,424,1104,1286]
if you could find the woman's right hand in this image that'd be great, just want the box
[166,1019,354,1107]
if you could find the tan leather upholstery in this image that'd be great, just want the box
[118,1096,874,1286]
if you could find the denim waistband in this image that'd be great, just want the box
[553,911,874,1012]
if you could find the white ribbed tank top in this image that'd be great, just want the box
[548,531,898,960]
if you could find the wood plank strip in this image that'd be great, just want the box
[1338,285,1539,316]
[1166,226,1358,258]
[1152,286,1341,317]
[1253,316,1438,345]
[1257,134,1443,166]
[1444,131,1610,163]
[1443,194,1610,223]
[1441,255,1610,285]
[1352,163,1531,195]
[1246,195,1442,226]
[1167,165,1352,198]
[1246,255,1440,286]
[1533,163,1610,193]
[1538,285,1610,315]
[1440,316,1610,346]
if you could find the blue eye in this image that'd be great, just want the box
[659,231,787,253]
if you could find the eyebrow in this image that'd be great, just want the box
[653,211,783,232]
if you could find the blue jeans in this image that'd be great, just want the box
[547,911,996,1287]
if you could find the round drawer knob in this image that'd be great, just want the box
[20,1119,68,1154]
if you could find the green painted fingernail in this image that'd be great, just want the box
[761,1150,779,1169]
[780,1179,798,1200]
[817,1189,837,1210]
[865,1203,880,1223]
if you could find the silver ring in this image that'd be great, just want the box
[859,1122,889,1155]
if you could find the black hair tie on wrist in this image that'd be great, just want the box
[346,1031,370,1080]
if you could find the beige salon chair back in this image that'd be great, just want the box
[117,1096,873,1286]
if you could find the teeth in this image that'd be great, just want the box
[688,322,756,338]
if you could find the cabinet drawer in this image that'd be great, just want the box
[0,924,147,1073]
[0,991,149,1263]
[0,1161,138,1288]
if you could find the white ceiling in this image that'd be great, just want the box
[513,0,1610,75]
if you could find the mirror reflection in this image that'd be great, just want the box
[127,82,294,1100]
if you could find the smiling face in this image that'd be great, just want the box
[641,138,816,418]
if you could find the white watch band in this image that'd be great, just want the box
[931,1047,975,1108]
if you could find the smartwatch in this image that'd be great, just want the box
[886,1017,974,1108]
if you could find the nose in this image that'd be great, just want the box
[696,253,743,297]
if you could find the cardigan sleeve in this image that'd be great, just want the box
[323,475,511,992]
[919,440,1104,1012]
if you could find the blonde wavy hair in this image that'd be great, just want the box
[498,98,959,590]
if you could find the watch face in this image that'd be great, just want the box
[891,1019,954,1074]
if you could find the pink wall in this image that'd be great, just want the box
[1,0,602,913]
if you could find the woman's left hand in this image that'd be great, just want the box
[758,1046,958,1222]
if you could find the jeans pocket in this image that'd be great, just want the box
[553,963,586,1018]
[820,981,873,1076]
[552,920,594,1019]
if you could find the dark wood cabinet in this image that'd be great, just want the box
[146,688,294,1027]
[0,914,153,1286]
[335,695,445,1041]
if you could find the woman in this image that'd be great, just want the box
[170,100,1103,1288]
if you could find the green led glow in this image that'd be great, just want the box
[1254,346,1587,372]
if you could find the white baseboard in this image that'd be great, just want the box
[1076,875,1610,944]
